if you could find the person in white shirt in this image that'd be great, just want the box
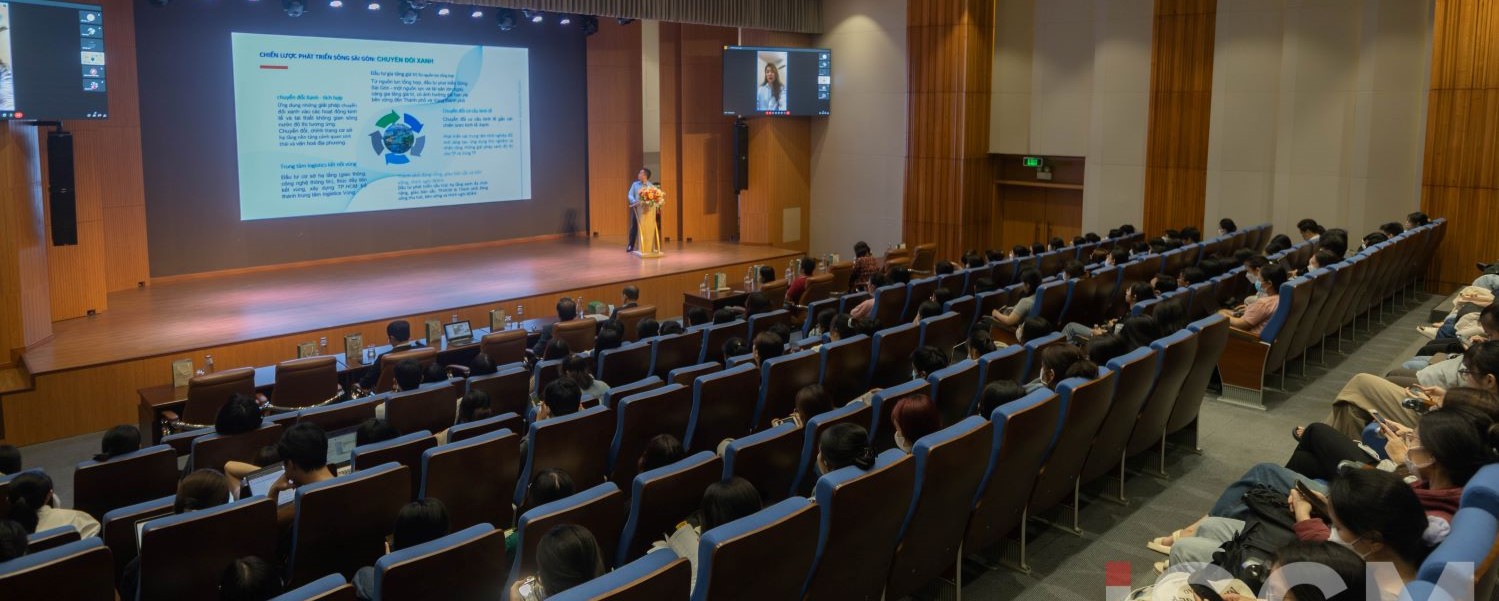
[5,471,99,538]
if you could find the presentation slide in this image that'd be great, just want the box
[230,32,531,221]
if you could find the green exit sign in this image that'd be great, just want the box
[1022,156,1043,168]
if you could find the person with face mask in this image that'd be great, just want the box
[1323,340,1499,437]
[889,394,942,453]
[1287,469,1437,599]
[1219,264,1287,336]
[1286,387,1499,480]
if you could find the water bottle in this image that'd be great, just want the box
[204,354,215,373]
[318,337,328,356]
[504,314,514,331]
[516,304,525,318]
[451,313,459,323]
[700,275,710,295]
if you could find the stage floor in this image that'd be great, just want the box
[22,237,798,375]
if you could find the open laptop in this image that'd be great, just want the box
[444,320,475,347]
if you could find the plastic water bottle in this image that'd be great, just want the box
[204,354,215,373]
[503,314,514,331]
[516,304,525,318]
[700,275,710,295]
[451,313,459,323]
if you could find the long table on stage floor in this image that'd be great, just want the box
[3,237,799,446]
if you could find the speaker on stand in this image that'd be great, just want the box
[45,129,78,246]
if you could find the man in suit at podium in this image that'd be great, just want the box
[626,168,651,252]
[358,320,421,391]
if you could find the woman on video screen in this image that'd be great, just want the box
[756,62,787,112]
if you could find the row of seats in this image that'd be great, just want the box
[1216,220,1445,407]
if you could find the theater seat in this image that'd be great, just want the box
[480,329,529,367]
[615,305,658,341]
[100,496,173,583]
[1125,329,1199,470]
[722,422,803,505]
[976,345,1027,393]
[867,379,931,452]
[699,320,747,365]
[26,526,80,553]
[269,574,355,601]
[296,396,382,433]
[918,312,965,358]
[790,402,873,497]
[268,356,342,410]
[869,322,919,388]
[420,429,520,530]
[616,451,722,565]
[818,334,872,405]
[351,432,437,500]
[73,444,178,520]
[0,538,114,601]
[608,384,693,489]
[372,347,438,394]
[1079,347,1161,497]
[755,348,821,430]
[191,422,285,474]
[1021,332,1066,382]
[373,524,506,601]
[466,365,531,418]
[690,498,820,601]
[650,329,707,379]
[554,318,599,353]
[684,364,759,452]
[600,376,665,409]
[514,406,614,505]
[1167,314,1231,446]
[384,383,458,437]
[903,277,939,322]
[666,362,719,387]
[162,367,257,432]
[445,412,523,444]
[138,497,278,599]
[883,416,994,600]
[1026,371,1118,530]
[801,449,914,601]
[964,389,1062,558]
[747,309,793,343]
[598,341,654,389]
[870,283,909,329]
[509,483,626,582]
[927,359,981,427]
[287,463,411,586]
[548,549,690,601]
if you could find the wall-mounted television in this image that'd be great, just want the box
[721,45,830,117]
[0,0,109,120]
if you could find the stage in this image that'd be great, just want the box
[1,237,798,445]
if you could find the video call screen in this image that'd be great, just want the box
[722,45,830,117]
[0,0,109,120]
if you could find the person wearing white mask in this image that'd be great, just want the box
[1288,469,1436,600]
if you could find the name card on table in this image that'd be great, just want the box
[425,320,443,346]
[171,359,194,388]
[344,334,363,363]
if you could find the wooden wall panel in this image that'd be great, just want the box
[586,21,645,238]
[658,23,684,243]
[673,24,739,242]
[0,124,54,364]
[1421,0,1499,290]
[737,30,812,252]
[904,0,995,261]
[1142,0,1216,237]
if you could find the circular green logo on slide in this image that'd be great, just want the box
[369,110,426,165]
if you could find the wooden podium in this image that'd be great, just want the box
[633,202,663,258]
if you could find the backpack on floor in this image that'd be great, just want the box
[1211,486,1298,591]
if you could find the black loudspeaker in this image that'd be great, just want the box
[733,119,749,191]
[46,131,78,246]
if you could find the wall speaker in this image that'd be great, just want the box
[733,119,749,191]
[46,131,77,246]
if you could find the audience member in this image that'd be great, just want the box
[594,327,623,353]
[215,394,264,436]
[655,477,762,592]
[6,471,98,537]
[776,384,834,428]
[978,380,1028,419]
[849,273,888,321]
[721,338,749,366]
[1221,263,1287,336]
[267,423,335,503]
[454,390,495,426]
[1085,333,1129,366]
[1119,315,1163,352]
[638,434,686,474]
[422,362,449,385]
[817,423,875,475]
[1033,344,1099,392]
[850,241,880,289]
[786,257,816,302]
[510,469,575,555]
[612,285,640,319]
[758,265,777,287]
[684,306,711,328]
[511,525,606,601]
[712,308,738,325]
[0,519,25,562]
[119,469,236,600]
[353,499,451,600]
[469,353,498,377]
[636,318,661,339]
[539,378,583,421]
[658,321,685,336]
[531,298,579,355]
[744,292,772,318]
[93,424,142,462]
[752,332,785,367]
[561,354,609,399]
[891,394,942,452]
[358,320,421,391]
[966,328,997,361]
[912,346,948,380]
[990,268,1043,331]
[0,444,18,476]
[219,556,285,601]
[1017,316,1056,344]
[913,300,942,324]
[540,338,571,363]
[1218,218,1238,235]
[393,359,424,392]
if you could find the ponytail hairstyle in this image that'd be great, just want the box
[818,423,875,471]
[6,471,53,533]
[1418,405,1499,487]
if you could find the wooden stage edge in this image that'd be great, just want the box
[1,237,798,446]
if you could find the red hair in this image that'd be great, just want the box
[891,394,942,444]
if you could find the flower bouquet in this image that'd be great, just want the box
[638,185,666,211]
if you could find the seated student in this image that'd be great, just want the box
[712,308,739,325]
[0,444,18,476]
[266,423,336,521]
[1016,316,1056,345]
[1048,237,1066,252]
[1028,344,1099,393]
[1319,229,1349,258]
[1264,233,1294,255]
[392,359,425,393]
[353,499,451,600]
[532,298,579,356]
[989,269,1044,332]
[1217,218,1238,235]
[422,363,450,385]
[1379,221,1405,238]
[510,525,606,601]
[720,338,749,368]
[93,424,142,462]
[220,556,284,601]
[1150,274,1179,295]
[1061,283,1153,344]
[594,327,624,354]
[358,320,423,392]
[912,301,942,324]
[1084,333,1129,366]
[1118,315,1163,352]
[119,469,236,600]
[469,353,498,377]
[757,265,778,288]
[454,390,495,427]
[822,313,856,344]
[977,380,1028,419]
[0,519,25,562]
[682,307,710,329]
[744,292,772,319]
[560,354,609,401]
[786,257,816,303]
[217,394,265,436]
[659,320,685,336]
[538,378,584,423]
[931,287,955,310]
[966,328,998,361]
[508,469,575,556]
[890,394,942,452]
[1180,226,1202,244]
[850,241,880,289]
[816,423,875,476]
[1151,296,1190,337]
[1361,232,1389,252]
[1177,266,1208,288]
[636,318,661,340]
[887,266,913,286]
[1394,303,1498,388]
[638,434,687,474]
[611,285,640,319]
[5,471,98,538]
[1010,244,1031,259]
[849,273,889,321]
[656,476,761,590]
[1030,243,1047,257]
[912,346,948,380]
[806,308,838,340]
[751,332,785,368]
[1104,248,1130,268]
[774,384,835,428]
[1219,263,1287,336]
[935,260,957,276]
[352,418,400,449]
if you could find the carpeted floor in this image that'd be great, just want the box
[14,293,1442,600]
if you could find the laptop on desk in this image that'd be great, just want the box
[444,321,476,348]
